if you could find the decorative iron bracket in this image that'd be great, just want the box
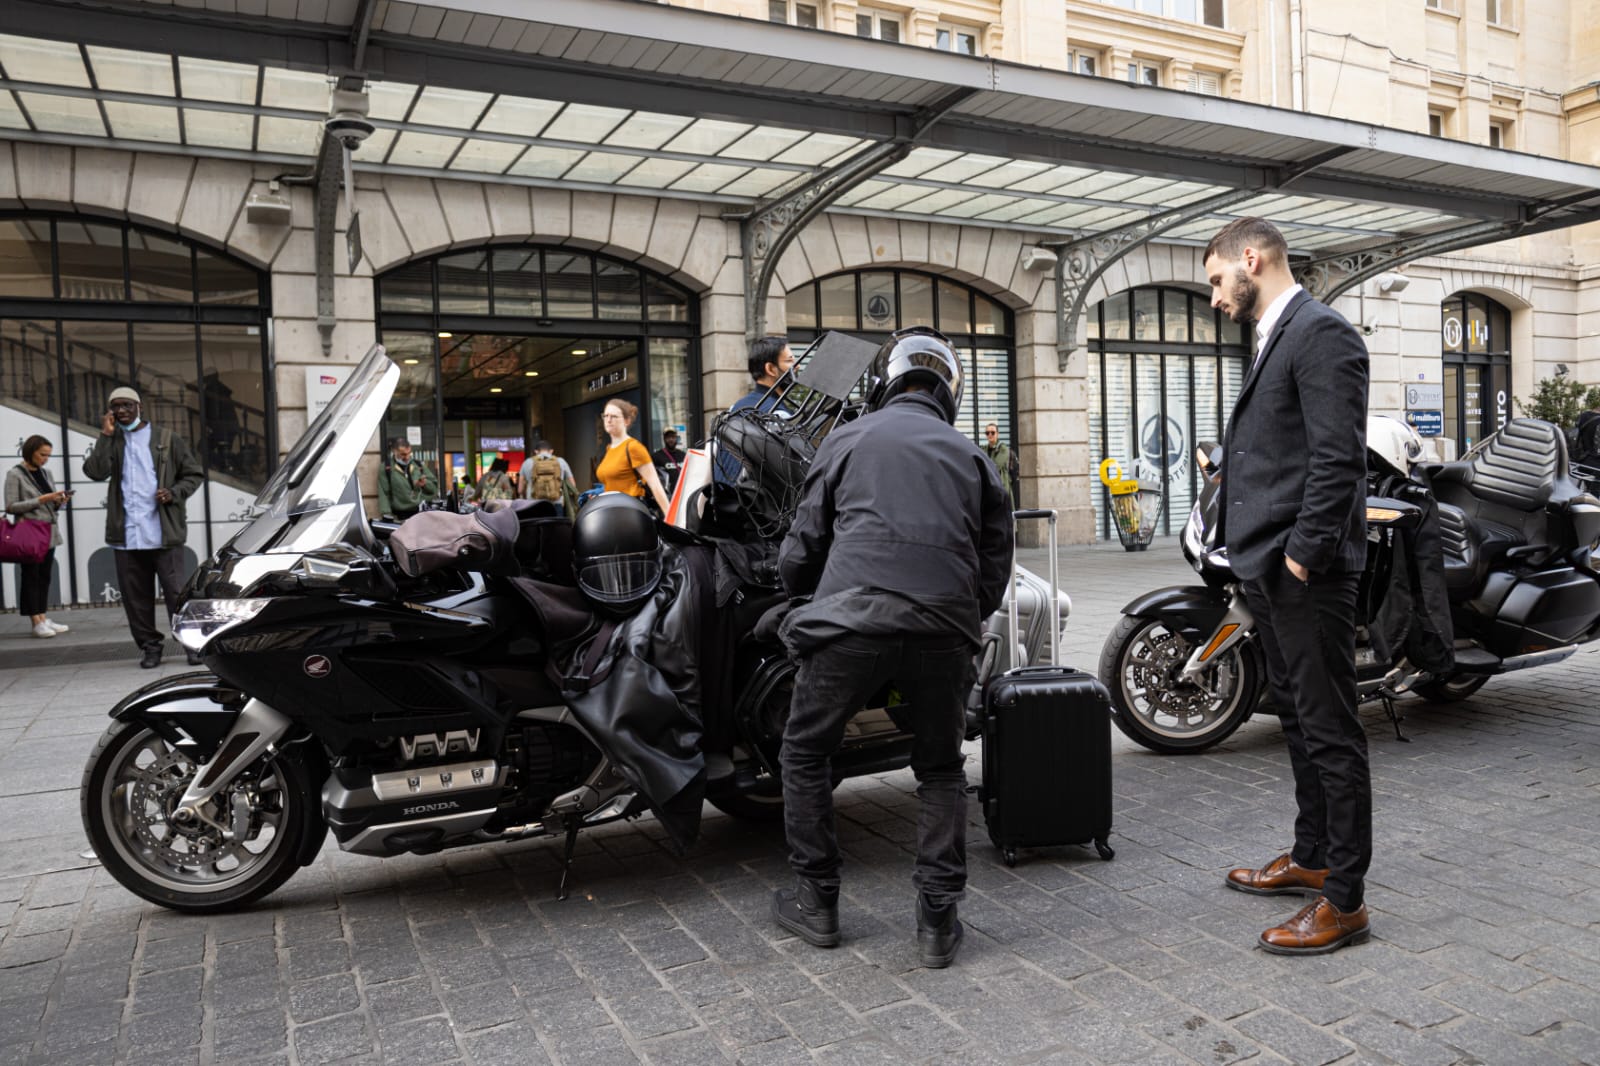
[1047,147,1356,371]
[735,87,978,342]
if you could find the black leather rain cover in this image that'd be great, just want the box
[1373,474,1456,673]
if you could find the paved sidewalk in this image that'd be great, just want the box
[2,539,1599,1065]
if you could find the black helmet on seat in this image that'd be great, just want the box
[571,492,661,613]
[865,326,963,424]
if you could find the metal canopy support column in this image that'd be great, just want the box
[736,87,978,342]
[1046,148,1357,371]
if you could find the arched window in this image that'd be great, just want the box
[1441,292,1512,457]
[1086,285,1252,540]
[785,270,1015,449]
[0,213,271,605]
[374,247,699,493]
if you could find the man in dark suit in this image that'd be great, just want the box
[1204,218,1372,956]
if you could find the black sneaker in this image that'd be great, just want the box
[185,649,204,667]
[139,645,162,669]
[772,879,840,948]
[917,897,964,969]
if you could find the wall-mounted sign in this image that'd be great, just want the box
[1405,410,1444,437]
[587,366,629,392]
[405,425,422,446]
[305,367,349,420]
[1405,383,1444,410]
[444,396,524,419]
[1442,315,1463,351]
[479,436,524,452]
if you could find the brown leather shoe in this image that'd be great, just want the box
[1259,896,1369,956]
[1225,853,1329,897]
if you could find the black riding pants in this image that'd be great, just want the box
[780,632,974,906]
[1242,563,1370,911]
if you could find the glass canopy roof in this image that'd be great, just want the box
[0,29,1526,252]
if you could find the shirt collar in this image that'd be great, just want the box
[1254,283,1303,349]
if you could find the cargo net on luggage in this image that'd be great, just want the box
[703,332,879,542]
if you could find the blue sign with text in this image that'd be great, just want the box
[1406,410,1444,437]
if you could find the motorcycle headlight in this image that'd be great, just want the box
[172,598,271,652]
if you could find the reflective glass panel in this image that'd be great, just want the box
[722,127,808,161]
[1163,291,1191,343]
[87,46,174,95]
[859,272,896,330]
[365,81,418,121]
[545,252,594,318]
[786,283,818,330]
[491,248,542,318]
[182,109,253,150]
[378,332,441,484]
[1466,300,1489,353]
[379,260,433,314]
[819,275,856,329]
[448,139,522,173]
[198,324,268,488]
[255,117,323,155]
[901,274,933,328]
[61,318,130,428]
[407,86,492,127]
[1101,294,1130,341]
[649,338,693,450]
[663,119,752,156]
[953,347,975,437]
[1444,366,1460,450]
[132,321,202,446]
[1191,304,1218,344]
[259,68,329,112]
[596,260,643,321]
[976,293,1006,336]
[605,113,693,150]
[937,279,971,333]
[669,164,750,193]
[565,152,644,184]
[507,146,585,179]
[974,348,1011,457]
[55,221,125,301]
[0,219,54,298]
[477,95,563,136]
[646,275,690,323]
[127,231,192,302]
[178,57,257,104]
[542,103,629,143]
[1463,365,1485,448]
[437,251,490,315]
[195,247,260,306]
[1133,289,1160,342]
[617,158,697,188]
[1,319,63,417]
[103,101,180,141]
[0,35,90,86]
[387,131,462,168]
[18,93,105,135]
[0,94,25,129]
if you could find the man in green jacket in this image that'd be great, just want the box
[83,386,206,668]
[983,424,1017,505]
[377,438,439,520]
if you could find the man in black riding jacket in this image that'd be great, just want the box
[771,326,1013,968]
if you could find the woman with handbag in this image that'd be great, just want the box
[4,435,70,638]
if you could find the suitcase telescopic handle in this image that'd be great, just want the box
[1008,508,1060,668]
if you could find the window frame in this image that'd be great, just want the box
[934,22,981,56]
[1070,49,1103,77]
[767,0,819,28]
[854,5,904,42]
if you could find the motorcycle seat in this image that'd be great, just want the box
[1426,418,1584,594]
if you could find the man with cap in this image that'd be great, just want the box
[83,386,205,668]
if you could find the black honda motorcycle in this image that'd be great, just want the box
[80,344,1056,912]
[1099,416,1600,754]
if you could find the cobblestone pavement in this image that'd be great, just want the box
[2,540,1599,1065]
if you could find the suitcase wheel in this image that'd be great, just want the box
[1095,838,1115,862]
[1002,847,1018,868]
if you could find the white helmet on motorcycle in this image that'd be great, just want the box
[1367,415,1424,477]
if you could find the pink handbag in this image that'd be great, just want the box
[0,517,51,564]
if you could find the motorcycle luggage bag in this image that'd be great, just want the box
[979,509,1114,866]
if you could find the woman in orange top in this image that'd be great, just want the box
[595,398,672,513]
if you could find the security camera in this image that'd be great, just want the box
[1360,315,1380,337]
[325,88,373,148]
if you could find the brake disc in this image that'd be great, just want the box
[125,749,248,869]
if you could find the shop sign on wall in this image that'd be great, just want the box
[1406,410,1444,436]
[1405,383,1443,410]
[587,366,629,392]
[305,367,350,419]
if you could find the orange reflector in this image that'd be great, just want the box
[1199,623,1239,661]
[1367,507,1403,522]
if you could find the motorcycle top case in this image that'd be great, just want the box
[980,664,1115,865]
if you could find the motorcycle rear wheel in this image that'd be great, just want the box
[81,720,322,913]
[1413,674,1489,703]
[708,790,785,822]
[1099,613,1263,754]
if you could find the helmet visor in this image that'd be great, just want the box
[576,549,662,606]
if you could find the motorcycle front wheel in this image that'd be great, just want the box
[1099,613,1263,754]
[81,720,322,913]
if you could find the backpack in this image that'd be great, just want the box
[530,455,563,501]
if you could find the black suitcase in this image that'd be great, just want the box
[979,509,1115,867]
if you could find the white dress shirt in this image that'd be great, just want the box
[1253,283,1304,362]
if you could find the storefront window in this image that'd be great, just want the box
[0,213,271,604]
[1087,286,1250,540]
[785,269,1015,452]
[1441,292,1511,457]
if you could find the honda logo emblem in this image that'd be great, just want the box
[303,655,332,679]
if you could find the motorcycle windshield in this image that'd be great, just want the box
[226,346,399,556]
